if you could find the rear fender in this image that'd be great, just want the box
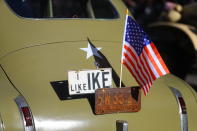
[0,65,24,131]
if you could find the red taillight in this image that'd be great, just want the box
[178,97,187,114]
[21,107,33,126]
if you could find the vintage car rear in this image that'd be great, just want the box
[0,0,196,131]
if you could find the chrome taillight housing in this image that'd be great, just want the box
[15,95,35,131]
[170,87,188,131]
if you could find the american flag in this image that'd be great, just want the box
[121,15,170,95]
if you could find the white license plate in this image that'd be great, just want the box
[68,68,112,95]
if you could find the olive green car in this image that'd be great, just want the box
[0,0,196,131]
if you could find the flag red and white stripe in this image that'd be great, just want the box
[121,15,169,95]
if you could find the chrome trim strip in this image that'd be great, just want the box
[15,96,35,131]
[181,114,188,131]
[0,113,4,131]
[116,120,128,131]
[170,87,188,131]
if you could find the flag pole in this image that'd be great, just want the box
[119,60,123,88]
[119,9,129,88]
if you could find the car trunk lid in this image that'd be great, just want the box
[0,40,180,131]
